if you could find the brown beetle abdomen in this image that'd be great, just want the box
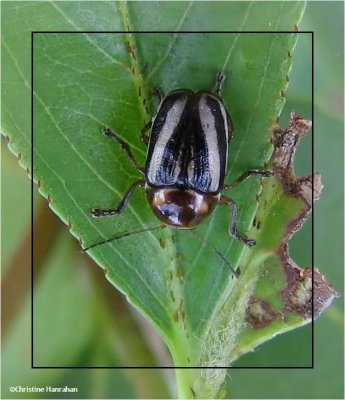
[146,186,219,228]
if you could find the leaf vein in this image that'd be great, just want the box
[147,1,194,80]
[50,2,129,71]
[34,148,169,317]
[33,92,159,244]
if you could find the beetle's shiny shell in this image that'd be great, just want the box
[145,90,233,195]
[146,186,219,228]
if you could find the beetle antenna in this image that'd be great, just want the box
[187,230,239,278]
[82,225,167,252]
[213,71,226,97]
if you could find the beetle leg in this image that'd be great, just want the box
[139,120,152,146]
[222,169,273,190]
[102,127,145,175]
[91,179,145,218]
[219,195,256,247]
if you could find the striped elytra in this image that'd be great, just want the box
[144,87,233,228]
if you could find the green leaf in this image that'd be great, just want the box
[3,1,337,398]
[30,29,296,363]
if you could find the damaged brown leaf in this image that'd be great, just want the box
[232,113,338,360]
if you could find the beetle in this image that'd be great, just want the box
[89,73,272,268]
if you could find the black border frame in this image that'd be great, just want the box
[31,30,314,369]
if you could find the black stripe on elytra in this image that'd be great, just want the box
[187,95,211,192]
[145,90,192,186]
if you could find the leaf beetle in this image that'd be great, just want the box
[88,73,273,272]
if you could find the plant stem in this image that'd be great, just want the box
[175,368,198,399]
